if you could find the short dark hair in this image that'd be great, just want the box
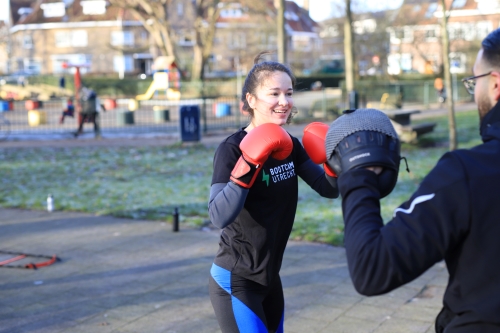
[241,51,296,123]
[482,28,500,68]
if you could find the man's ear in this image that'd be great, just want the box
[246,93,255,110]
[491,71,500,101]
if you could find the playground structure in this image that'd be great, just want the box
[136,56,181,101]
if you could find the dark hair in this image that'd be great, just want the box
[241,51,297,123]
[482,28,500,68]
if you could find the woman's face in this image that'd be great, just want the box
[246,71,293,127]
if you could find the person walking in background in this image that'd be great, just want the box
[208,51,339,333]
[59,98,74,124]
[434,77,447,105]
[74,86,100,138]
[326,28,500,332]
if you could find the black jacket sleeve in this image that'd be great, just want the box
[338,152,470,296]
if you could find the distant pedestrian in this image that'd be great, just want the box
[434,77,446,104]
[59,76,66,89]
[59,98,74,124]
[74,87,100,138]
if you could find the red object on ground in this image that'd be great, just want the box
[104,99,117,110]
[25,100,39,110]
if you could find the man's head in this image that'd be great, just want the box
[473,29,500,120]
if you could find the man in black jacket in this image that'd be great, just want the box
[334,29,500,332]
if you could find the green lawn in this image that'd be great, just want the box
[0,110,481,246]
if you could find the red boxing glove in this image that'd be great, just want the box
[231,123,293,188]
[302,122,337,178]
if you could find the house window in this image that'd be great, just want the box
[452,0,467,8]
[113,55,134,73]
[220,7,243,18]
[81,0,106,15]
[284,11,299,21]
[230,32,246,49]
[55,32,71,48]
[477,0,500,10]
[450,53,466,74]
[354,19,376,34]
[55,31,88,48]
[449,22,489,41]
[51,54,91,73]
[23,35,33,49]
[391,27,413,43]
[292,35,311,52]
[401,54,412,71]
[178,32,195,46]
[111,31,134,46]
[177,3,183,15]
[425,3,438,18]
[72,30,88,47]
[387,53,412,74]
[424,27,438,41]
[40,2,65,18]
[23,58,41,74]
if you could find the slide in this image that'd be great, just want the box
[136,82,157,100]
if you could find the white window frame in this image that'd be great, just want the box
[72,30,88,47]
[40,2,65,18]
[390,27,414,44]
[55,31,88,48]
[178,32,195,46]
[23,35,33,49]
[111,31,134,46]
[81,0,107,15]
[113,55,134,73]
[230,32,246,49]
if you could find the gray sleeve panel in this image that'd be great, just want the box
[208,182,249,229]
[296,159,339,198]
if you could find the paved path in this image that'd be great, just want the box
[0,208,448,333]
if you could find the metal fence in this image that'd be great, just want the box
[0,96,247,140]
[0,79,474,140]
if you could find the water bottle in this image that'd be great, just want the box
[47,194,54,212]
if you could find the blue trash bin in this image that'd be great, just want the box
[0,101,9,112]
[215,103,231,117]
[180,105,201,142]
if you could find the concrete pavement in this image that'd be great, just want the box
[0,208,449,333]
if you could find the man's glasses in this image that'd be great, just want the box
[461,72,492,95]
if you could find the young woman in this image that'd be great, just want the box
[208,52,339,333]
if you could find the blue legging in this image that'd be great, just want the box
[209,263,285,333]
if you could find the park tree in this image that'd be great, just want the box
[344,0,355,104]
[108,0,222,80]
[438,0,458,150]
[192,0,221,80]
[275,0,286,64]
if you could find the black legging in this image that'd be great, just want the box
[76,112,100,136]
[209,263,284,333]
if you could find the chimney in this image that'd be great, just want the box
[303,0,310,14]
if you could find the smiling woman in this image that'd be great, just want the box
[207,51,339,333]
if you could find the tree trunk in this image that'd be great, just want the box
[439,0,458,151]
[344,0,355,102]
[191,0,220,81]
[276,0,286,64]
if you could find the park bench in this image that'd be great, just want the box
[383,109,436,144]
